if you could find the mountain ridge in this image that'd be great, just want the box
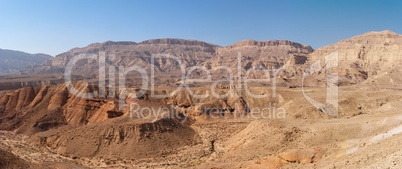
[23,38,313,79]
[0,49,52,74]
[19,30,402,87]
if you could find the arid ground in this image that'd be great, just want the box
[1,30,402,169]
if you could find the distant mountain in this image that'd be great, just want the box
[0,49,52,74]
[23,39,220,75]
[22,39,313,81]
[20,30,402,87]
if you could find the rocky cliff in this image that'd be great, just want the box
[22,39,219,75]
[21,39,313,85]
[307,30,402,85]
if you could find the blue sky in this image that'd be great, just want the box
[0,0,401,56]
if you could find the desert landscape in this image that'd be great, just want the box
[1,1,402,169]
[1,30,402,169]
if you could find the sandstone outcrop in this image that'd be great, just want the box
[307,30,402,85]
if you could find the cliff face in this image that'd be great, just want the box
[21,39,313,83]
[307,30,402,85]
[23,39,220,75]
[208,40,313,79]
